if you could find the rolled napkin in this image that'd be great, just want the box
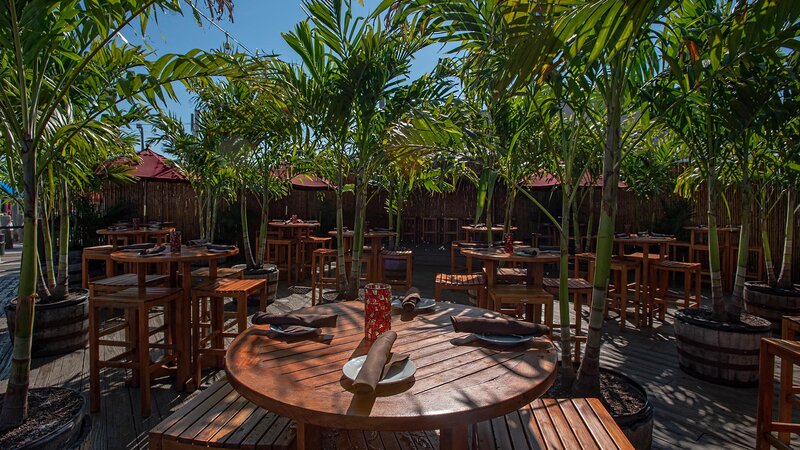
[187,239,209,247]
[650,232,672,238]
[139,244,166,256]
[614,232,629,238]
[450,316,549,336]
[401,288,421,312]
[252,312,338,330]
[352,331,409,395]
[107,225,128,231]
[206,243,237,251]
[119,242,156,251]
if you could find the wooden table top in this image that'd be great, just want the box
[109,245,238,263]
[613,235,676,244]
[460,247,561,264]
[462,225,515,232]
[269,221,321,229]
[225,301,557,431]
[683,226,740,233]
[96,227,175,236]
[328,230,397,238]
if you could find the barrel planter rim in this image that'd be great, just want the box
[743,280,800,298]
[675,306,771,333]
[1,387,88,450]
[6,288,90,311]
[598,367,654,424]
[5,289,90,357]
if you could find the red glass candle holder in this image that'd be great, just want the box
[364,283,392,341]
[504,232,514,254]
[170,231,181,253]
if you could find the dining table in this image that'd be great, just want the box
[97,226,175,249]
[268,220,321,240]
[328,230,398,282]
[110,245,239,391]
[225,301,557,450]
[461,225,516,243]
[460,246,561,289]
[614,234,676,302]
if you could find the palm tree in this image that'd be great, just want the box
[0,0,239,429]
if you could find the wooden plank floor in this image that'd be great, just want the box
[0,251,782,450]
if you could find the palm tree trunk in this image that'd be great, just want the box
[40,194,55,291]
[730,153,750,318]
[503,188,516,234]
[574,60,623,398]
[761,191,776,287]
[0,139,38,430]
[347,179,368,300]
[256,185,270,267]
[707,174,725,321]
[777,190,796,289]
[240,184,255,268]
[51,182,70,301]
[558,185,574,381]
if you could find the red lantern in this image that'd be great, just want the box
[364,283,392,341]
[504,232,514,254]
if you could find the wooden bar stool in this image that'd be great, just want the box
[299,236,332,281]
[434,273,486,308]
[266,239,294,284]
[89,273,168,295]
[543,277,592,361]
[607,259,643,330]
[402,217,418,244]
[650,260,702,325]
[311,248,339,305]
[380,250,413,291]
[421,217,439,244]
[191,278,268,384]
[441,218,459,244]
[89,287,183,416]
[573,252,596,280]
[82,245,116,289]
[344,254,371,287]
[488,285,554,328]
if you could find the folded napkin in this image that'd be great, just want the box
[401,288,421,312]
[352,331,409,395]
[614,232,629,238]
[119,243,156,251]
[139,245,166,256]
[252,312,338,331]
[650,232,672,238]
[206,243,237,251]
[107,226,128,231]
[187,239,209,247]
[450,316,549,337]
[374,227,392,232]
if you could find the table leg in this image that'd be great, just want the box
[178,261,193,391]
[440,424,469,450]
[208,259,224,368]
[296,422,322,450]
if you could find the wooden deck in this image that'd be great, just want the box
[0,248,773,449]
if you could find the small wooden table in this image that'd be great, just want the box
[614,235,676,302]
[97,227,175,249]
[460,247,560,289]
[225,301,557,450]
[461,225,515,243]
[328,230,398,282]
[110,245,238,390]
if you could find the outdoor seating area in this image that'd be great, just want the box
[0,1,799,450]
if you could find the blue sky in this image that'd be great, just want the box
[125,0,449,149]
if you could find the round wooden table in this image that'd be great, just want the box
[225,301,557,450]
[460,247,560,288]
[328,230,398,282]
[461,225,515,243]
[97,227,175,248]
[269,221,320,239]
[111,245,238,390]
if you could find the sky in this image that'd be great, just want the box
[124,0,449,151]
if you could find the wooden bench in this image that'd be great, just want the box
[150,379,633,450]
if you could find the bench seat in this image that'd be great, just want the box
[150,379,633,450]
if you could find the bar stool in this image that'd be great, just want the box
[607,259,643,330]
[380,250,413,291]
[191,279,268,384]
[402,217,418,244]
[299,236,332,280]
[266,239,294,283]
[344,254,371,287]
[434,273,486,308]
[89,287,183,416]
[488,285,554,328]
[441,218,459,243]
[543,277,592,361]
[649,260,702,325]
[573,252,596,280]
[89,273,168,295]
[190,266,245,283]
[421,217,439,244]
[311,248,339,305]
[82,245,116,289]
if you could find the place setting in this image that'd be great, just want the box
[251,311,339,340]
[390,287,436,314]
[342,331,416,394]
[449,315,551,347]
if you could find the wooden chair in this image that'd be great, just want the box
[543,277,592,361]
[434,273,486,308]
[311,248,339,306]
[757,338,800,449]
[402,216,418,244]
[82,245,116,289]
[450,241,467,273]
[573,252,597,280]
[191,278,268,384]
[89,287,183,416]
[488,284,554,329]
[380,250,413,291]
[266,239,294,284]
[441,217,459,243]
[784,317,800,340]
[421,217,439,244]
[649,260,702,325]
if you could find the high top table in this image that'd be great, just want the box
[97,226,175,249]
[614,234,676,304]
[225,301,557,450]
[111,245,239,390]
[461,225,516,243]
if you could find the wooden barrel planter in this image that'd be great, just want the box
[601,368,654,450]
[232,263,279,304]
[5,289,90,357]
[744,281,800,335]
[0,387,90,450]
[674,307,771,387]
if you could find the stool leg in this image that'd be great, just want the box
[128,308,140,388]
[683,268,691,309]
[237,293,248,333]
[192,293,201,388]
[213,296,224,368]
[137,305,151,417]
[435,284,442,302]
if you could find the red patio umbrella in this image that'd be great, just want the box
[290,173,334,191]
